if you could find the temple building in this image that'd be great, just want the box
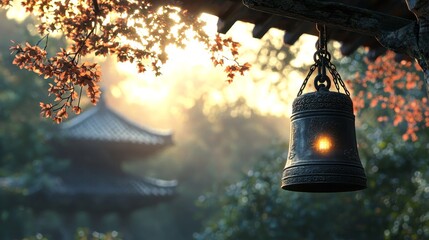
[42,98,177,213]
[1,98,177,238]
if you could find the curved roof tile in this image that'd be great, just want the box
[59,100,173,146]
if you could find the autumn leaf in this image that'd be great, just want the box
[351,51,425,141]
[4,0,251,123]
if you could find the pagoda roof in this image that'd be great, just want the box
[0,170,178,212]
[58,99,172,147]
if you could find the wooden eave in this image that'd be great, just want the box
[172,0,416,60]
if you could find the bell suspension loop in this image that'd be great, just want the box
[316,24,330,91]
[297,24,350,96]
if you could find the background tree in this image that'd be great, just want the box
[0,0,250,122]
[350,51,427,141]
[0,12,68,239]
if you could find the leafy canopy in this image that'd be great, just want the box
[1,0,250,123]
[349,51,425,141]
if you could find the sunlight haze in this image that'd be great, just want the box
[105,13,316,126]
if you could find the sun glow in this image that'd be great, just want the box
[7,0,317,118]
[6,0,29,22]
[106,13,317,119]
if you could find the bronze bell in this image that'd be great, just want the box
[282,88,367,192]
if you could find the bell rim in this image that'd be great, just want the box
[281,162,367,192]
[281,182,367,193]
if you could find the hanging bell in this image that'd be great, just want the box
[282,88,367,192]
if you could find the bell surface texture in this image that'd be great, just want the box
[282,89,367,192]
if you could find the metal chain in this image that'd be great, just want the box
[327,61,350,95]
[332,76,340,93]
[297,63,318,96]
[329,64,341,93]
[296,24,349,96]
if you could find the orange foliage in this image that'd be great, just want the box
[350,51,426,141]
[1,0,251,122]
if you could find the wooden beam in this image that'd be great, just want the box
[367,47,387,61]
[283,22,312,45]
[252,15,279,39]
[242,0,412,37]
[283,31,302,46]
[217,3,247,34]
[340,38,367,56]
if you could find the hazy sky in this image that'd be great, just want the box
[5,5,318,128]
[100,14,317,126]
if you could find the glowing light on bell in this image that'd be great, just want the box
[315,135,332,153]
